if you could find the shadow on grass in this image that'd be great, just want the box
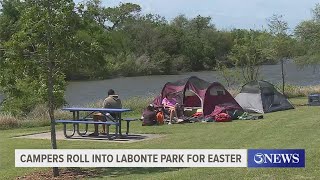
[66,167,184,178]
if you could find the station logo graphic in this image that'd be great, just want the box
[248,149,305,168]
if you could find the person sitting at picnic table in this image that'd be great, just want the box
[162,93,181,125]
[142,104,157,126]
[91,89,122,136]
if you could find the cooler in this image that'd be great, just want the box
[308,94,320,106]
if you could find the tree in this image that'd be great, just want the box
[189,15,214,38]
[0,0,77,113]
[1,0,79,177]
[177,15,218,71]
[78,0,141,30]
[268,14,292,95]
[45,0,59,176]
[228,30,274,82]
[171,14,188,29]
[105,2,141,30]
[312,3,320,22]
[295,4,320,71]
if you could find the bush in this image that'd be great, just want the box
[151,51,172,74]
[0,75,66,116]
[105,53,141,77]
[171,55,191,72]
[135,54,158,75]
[0,112,19,129]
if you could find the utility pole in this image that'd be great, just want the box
[281,58,285,96]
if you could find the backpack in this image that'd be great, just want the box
[156,111,164,125]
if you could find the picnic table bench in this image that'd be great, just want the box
[55,107,135,139]
[55,120,119,139]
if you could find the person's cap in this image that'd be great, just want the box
[108,89,115,95]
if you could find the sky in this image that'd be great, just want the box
[76,0,319,30]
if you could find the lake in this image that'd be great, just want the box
[1,61,319,106]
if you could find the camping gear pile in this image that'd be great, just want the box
[142,77,295,125]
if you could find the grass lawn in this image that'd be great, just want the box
[1,97,320,179]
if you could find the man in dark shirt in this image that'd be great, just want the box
[91,89,122,136]
[103,89,122,109]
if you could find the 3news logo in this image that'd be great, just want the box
[248,149,305,168]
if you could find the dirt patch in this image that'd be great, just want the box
[16,168,96,180]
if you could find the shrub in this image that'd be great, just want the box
[135,54,158,75]
[171,55,191,72]
[151,51,172,74]
[0,112,19,129]
[0,75,66,116]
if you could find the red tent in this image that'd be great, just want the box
[152,76,242,116]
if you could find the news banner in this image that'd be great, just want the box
[15,149,305,168]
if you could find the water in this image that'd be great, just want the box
[64,72,218,106]
[1,62,319,106]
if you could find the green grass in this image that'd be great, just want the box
[1,97,320,179]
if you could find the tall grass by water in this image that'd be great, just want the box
[281,84,320,97]
[0,95,154,129]
[0,112,19,129]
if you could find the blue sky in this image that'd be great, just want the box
[76,0,319,30]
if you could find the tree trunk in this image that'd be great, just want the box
[46,0,59,177]
[48,57,59,177]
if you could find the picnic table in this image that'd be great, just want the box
[55,107,133,139]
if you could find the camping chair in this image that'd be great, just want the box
[159,95,185,122]
[157,104,184,121]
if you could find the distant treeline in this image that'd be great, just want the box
[0,0,300,80]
